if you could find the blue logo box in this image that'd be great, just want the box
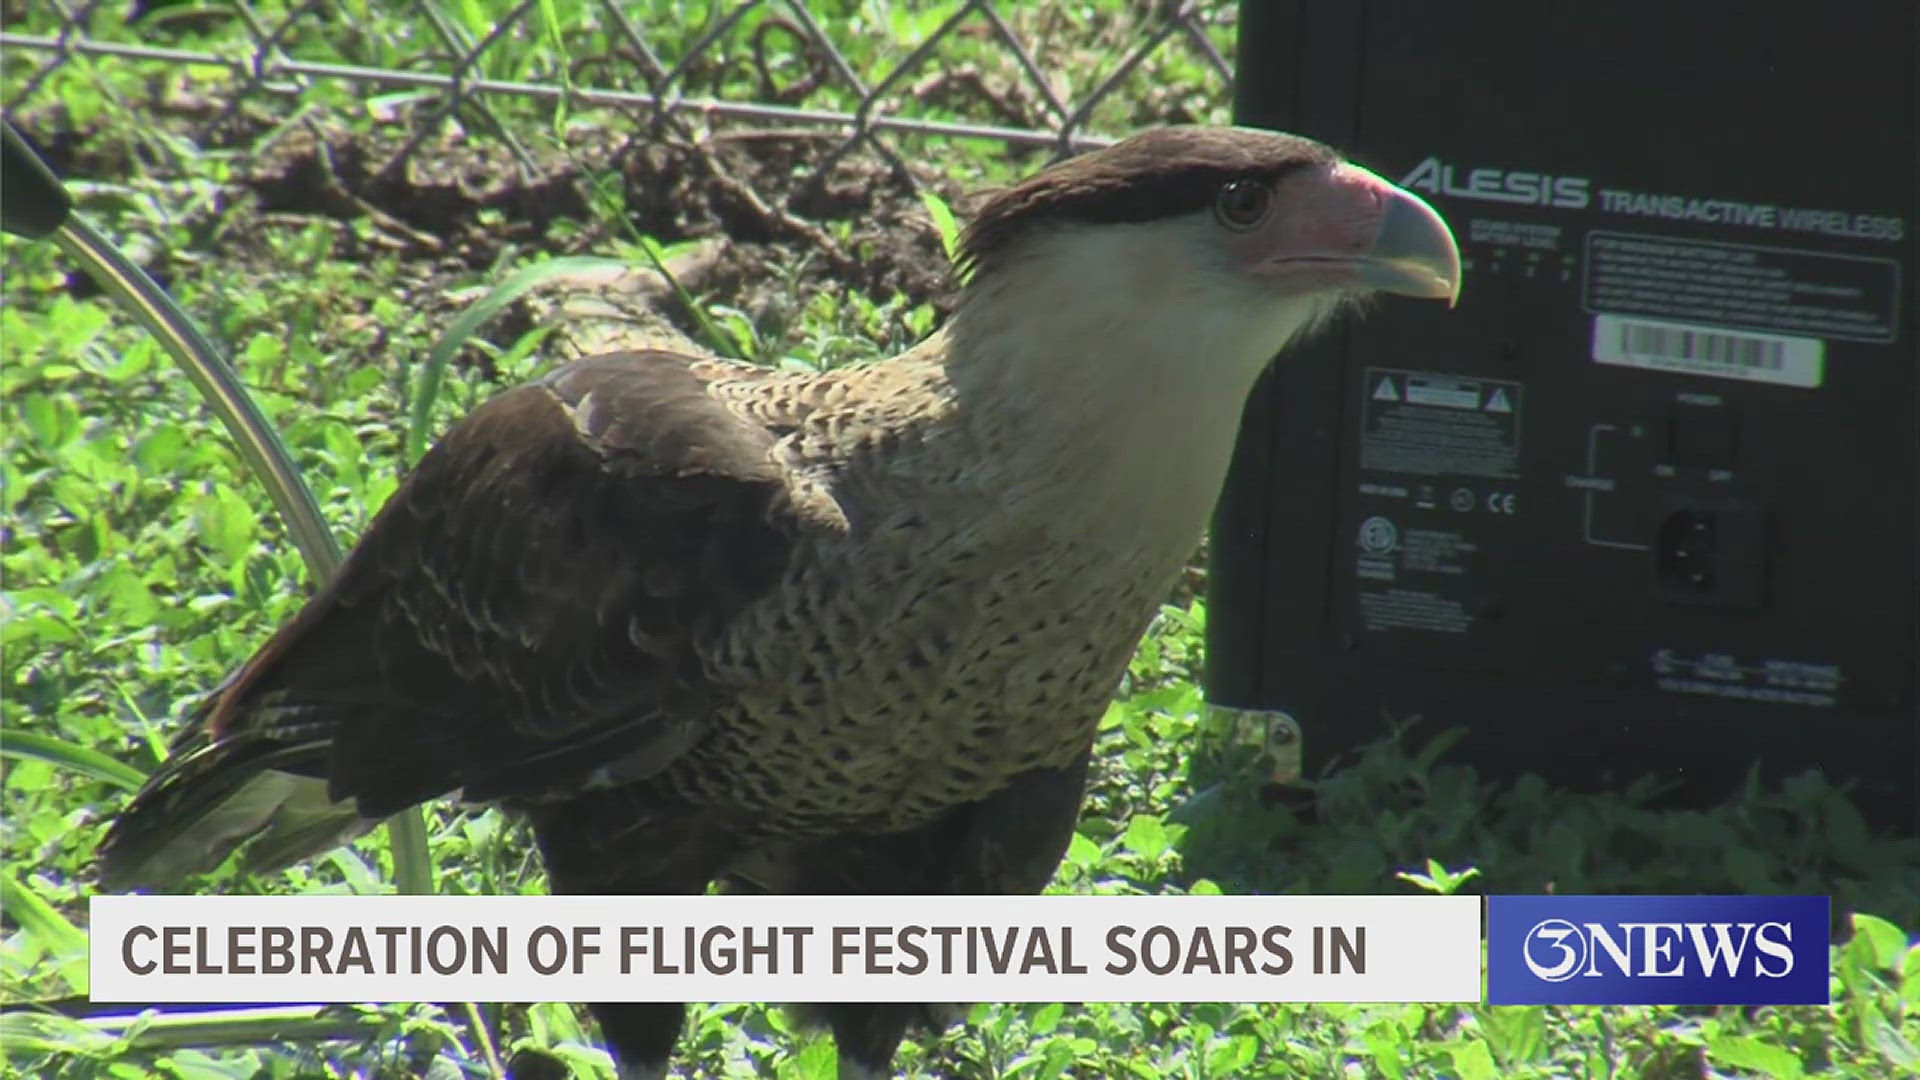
[1486,895,1830,1005]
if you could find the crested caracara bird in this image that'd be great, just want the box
[97,125,1460,1079]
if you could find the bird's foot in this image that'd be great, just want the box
[837,1059,892,1080]
[611,1053,670,1080]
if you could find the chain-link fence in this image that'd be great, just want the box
[4,0,1236,195]
[5,1,1240,369]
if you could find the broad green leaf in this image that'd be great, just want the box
[193,485,257,565]
[1848,912,1906,971]
[133,422,190,473]
[0,1011,115,1057]
[919,189,962,262]
[783,1037,837,1080]
[1707,1034,1805,1080]
[1,611,81,647]
[0,729,149,791]
[1871,1018,1920,1070]
[1363,1027,1406,1080]
[20,393,81,449]
[1064,832,1100,869]
[1207,1034,1258,1075]
[0,872,89,994]
[1447,1040,1497,1080]
[1122,815,1170,861]
[1477,1004,1546,1065]
[100,564,159,623]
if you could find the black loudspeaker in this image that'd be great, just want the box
[1211,0,1918,829]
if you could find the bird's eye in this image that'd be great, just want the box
[1214,179,1271,230]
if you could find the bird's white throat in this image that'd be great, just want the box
[942,218,1340,556]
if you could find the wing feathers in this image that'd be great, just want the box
[100,349,823,889]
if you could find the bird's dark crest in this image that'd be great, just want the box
[956,125,1338,278]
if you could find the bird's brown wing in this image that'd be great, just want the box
[100,350,833,888]
[241,349,826,811]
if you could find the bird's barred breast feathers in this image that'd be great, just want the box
[650,340,1195,834]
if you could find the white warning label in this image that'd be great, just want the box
[1583,231,1901,343]
[1361,369,1522,479]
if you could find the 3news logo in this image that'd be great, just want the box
[1487,895,1829,1005]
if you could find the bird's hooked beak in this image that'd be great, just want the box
[1352,168,1462,306]
[1251,162,1463,307]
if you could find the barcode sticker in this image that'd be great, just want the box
[1591,314,1824,388]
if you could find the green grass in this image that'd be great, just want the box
[4,2,1919,1078]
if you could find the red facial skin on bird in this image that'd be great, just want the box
[1240,163,1461,303]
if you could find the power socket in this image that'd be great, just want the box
[1653,505,1771,610]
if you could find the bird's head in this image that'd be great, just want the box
[949,125,1460,394]
[939,125,1462,529]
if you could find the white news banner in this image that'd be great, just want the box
[90,894,1481,1004]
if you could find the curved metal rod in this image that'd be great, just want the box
[52,215,342,580]
[46,215,435,898]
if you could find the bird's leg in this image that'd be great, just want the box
[528,794,735,1079]
[945,751,1093,896]
[819,1002,920,1080]
[594,1003,685,1080]
[790,751,1096,1078]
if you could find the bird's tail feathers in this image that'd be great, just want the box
[96,732,374,893]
